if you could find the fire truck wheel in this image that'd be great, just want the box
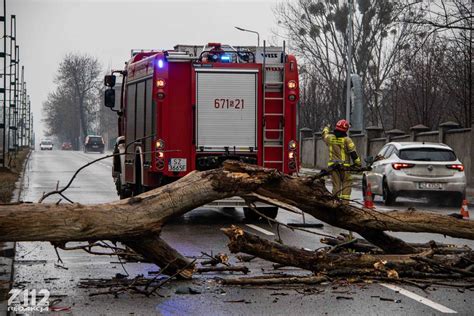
[243,207,278,221]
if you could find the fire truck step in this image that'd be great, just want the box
[265,63,284,67]
[264,160,284,164]
[264,129,284,132]
[264,113,284,116]
[265,82,284,86]
[263,144,283,147]
[265,97,283,100]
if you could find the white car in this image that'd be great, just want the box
[40,140,53,150]
[362,142,466,206]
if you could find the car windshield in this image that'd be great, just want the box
[398,148,456,161]
[42,141,52,145]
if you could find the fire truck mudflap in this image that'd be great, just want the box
[195,68,258,151]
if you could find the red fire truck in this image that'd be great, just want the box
[104,42,299,219]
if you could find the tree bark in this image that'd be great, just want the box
[221,226,419,273]
[1,161,473,274]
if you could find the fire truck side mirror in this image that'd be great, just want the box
[104,88,115,109]
[104,75,116,88]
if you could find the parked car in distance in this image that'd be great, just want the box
[61,142,73,150]
[84,135,105,153]
[362,142,466,206]
[40,139,53,150]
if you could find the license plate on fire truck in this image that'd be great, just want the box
[168,158,187,172]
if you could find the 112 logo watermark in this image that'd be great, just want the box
[8,288,50,313]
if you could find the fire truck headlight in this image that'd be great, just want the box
[289,151,295,159]
[156,139,165,149]
[156,79,165,88]
[157,92,165,99]
[288,94,297,102]
[287,80,297,89]
[158,151,164,158]
[288,140,297,151]
[157,59,164,68]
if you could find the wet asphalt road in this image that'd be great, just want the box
[12,150,474,315]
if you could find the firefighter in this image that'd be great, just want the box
[322,119,361,202]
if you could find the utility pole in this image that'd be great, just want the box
[345,0,353,124]
[0,0,6,167]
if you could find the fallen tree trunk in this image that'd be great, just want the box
[221,226,420,272]
[222,226,474,282]
[1,161,473,275]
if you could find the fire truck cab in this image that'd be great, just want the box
[104,42,299,220]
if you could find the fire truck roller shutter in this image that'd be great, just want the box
[196,68,258,151]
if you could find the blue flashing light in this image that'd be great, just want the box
[157,59,164,68]
[220,54,231,63]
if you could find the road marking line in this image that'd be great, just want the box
[245,224,275,236]
[381,283,457,314]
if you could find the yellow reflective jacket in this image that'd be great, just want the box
[322,127,359,167]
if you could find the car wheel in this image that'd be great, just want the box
[243,207,278,221]
[383,179,396,206]
[362,177,367,197]
[448,192,464,208]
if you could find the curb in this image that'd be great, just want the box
[0,149,32,313]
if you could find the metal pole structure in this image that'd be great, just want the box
[234,26,260,47]
[19,65,23,147]
[30,109,33,148]
[7,12,12,153]
[0,0,5,166]
[14,43,18,151]
[345,0,353,123]
[27,93,30,147]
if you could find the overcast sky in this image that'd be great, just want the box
[8,0,284,142]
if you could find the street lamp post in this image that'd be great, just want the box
[346,0,353,124]
[234,26,260,47]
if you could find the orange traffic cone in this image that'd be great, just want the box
[460,199,470,219]
[364,183,375,209]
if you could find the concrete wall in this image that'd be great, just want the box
[445,129,471,184]
[315,138,329,169]
[301,138,314,167]
[416,132,439,143]
[300,124,474,184]
[368,139,386,157]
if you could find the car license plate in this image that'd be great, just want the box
[418,182,444,190]
[92,145,98,148]
[168,158,187,172]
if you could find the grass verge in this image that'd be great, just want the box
[0,149,30,203]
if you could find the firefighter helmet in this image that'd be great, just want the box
[335,119,349,132]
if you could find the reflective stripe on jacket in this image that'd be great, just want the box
[322,127,356,167]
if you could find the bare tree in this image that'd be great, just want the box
[56,53,102,141]
[275,0,424,130]
[43,53,102,148]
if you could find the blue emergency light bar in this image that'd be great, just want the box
[220,54,231,62]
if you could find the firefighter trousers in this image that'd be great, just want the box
[330,169,352,202]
